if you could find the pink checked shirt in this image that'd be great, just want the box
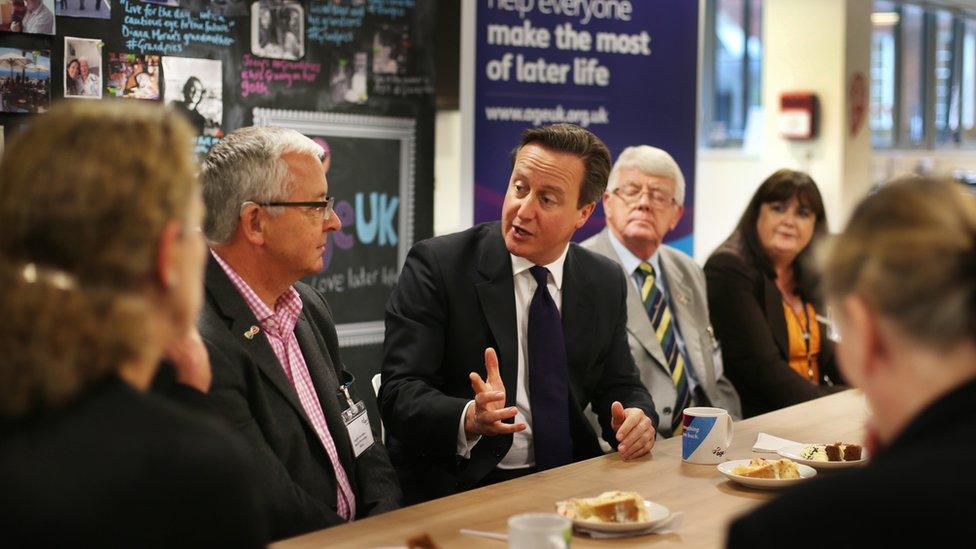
[212,250,356,521]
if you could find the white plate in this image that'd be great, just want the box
[776,443,870,469]
[555,500,670,533]
[717,459,817,489]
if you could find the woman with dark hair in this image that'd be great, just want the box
[65,58,81,96]
[0,101,265,546]
[704,169,843,417]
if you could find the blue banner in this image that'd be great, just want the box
[472,0,698,253]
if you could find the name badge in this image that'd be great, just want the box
[339,382,374,458]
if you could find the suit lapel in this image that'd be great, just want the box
[660,249,712,388]
[205,255,318,437]
[561,245,594,382]
[591,231,669,371]
[473,229,518,406]
[295,313,357,477]
[763,273,789,358]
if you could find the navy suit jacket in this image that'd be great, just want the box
[380,222,657,503]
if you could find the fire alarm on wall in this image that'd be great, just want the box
[778,92,819,140]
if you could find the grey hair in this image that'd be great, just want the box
[607,145,686,206]
[200,126,324,244]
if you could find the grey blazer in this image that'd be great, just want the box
[582,229,742,438]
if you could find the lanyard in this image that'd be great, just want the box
[338,380,357,410]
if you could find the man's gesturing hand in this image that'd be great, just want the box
[464,348,527,439]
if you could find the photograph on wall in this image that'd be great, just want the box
[139,0,178,6]
[0,0,56,34]
[162,56,222,137]
[328,52,368,105]
[177,0,247,16]
[251,0,304,61]
[64,37,102,99]
[105,52,159,99]
[372,23,409,75]
[0,47,50,112]
[55,0,110,19]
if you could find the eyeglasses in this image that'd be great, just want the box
[246,196,336,221]
[612,185,677,209]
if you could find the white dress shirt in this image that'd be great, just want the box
[456,244,570,469]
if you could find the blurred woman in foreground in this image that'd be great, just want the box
[728,177,976,545]
[0,101,264,546]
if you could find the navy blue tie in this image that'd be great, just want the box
[527,266,573,470]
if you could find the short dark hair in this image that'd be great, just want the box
[734,168,829,301]
[511,123,611,208]
[182,76,203,97]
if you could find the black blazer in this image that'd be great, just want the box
[704,238,842,418]
[727,378,976,547]
[380,222,657,503]
[0,377,265,547]
[199,255,401,540]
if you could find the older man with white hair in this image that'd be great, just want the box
[583,146,741,438]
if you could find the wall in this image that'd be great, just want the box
[436,0,976,264]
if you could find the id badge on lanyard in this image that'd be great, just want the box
[338,381,374,458]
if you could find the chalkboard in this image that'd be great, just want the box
[0,0,437,353]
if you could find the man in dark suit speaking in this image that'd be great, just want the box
[380,123,658,503]
[198,126,401,539]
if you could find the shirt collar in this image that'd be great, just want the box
[210,249,302,326]
[510,243,570,290]
[607,229,661,278]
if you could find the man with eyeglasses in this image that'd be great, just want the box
[196,126,401,540]
[582,146,741,439]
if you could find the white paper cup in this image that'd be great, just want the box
[507,512,571,549]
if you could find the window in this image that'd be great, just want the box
[702,0,763,148]
[871,1,897,147]
[933,9,958,146]
[961,19,976,142]
[899,3,926,147]
[871,1,976,149]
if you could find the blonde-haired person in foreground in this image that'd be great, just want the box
[727,177,976,547]
[0,102,265,547]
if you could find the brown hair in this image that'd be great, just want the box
[823,176,976,347]
[0,101,198,418]
[731,168,829,301]
[511,123,611,208]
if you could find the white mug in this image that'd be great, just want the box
[507,513,571,549]
[681,406,734,464]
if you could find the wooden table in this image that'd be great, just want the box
[275,390,867,548]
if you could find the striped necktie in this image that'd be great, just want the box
[634,262,691,435]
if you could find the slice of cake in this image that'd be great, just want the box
[772,458,800,479]
[825,443,843,461]
[843,443,862,461]
[571,491,648,523]
[732,458,800,479]
[824,442,863,461]
[732,458,776,478]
